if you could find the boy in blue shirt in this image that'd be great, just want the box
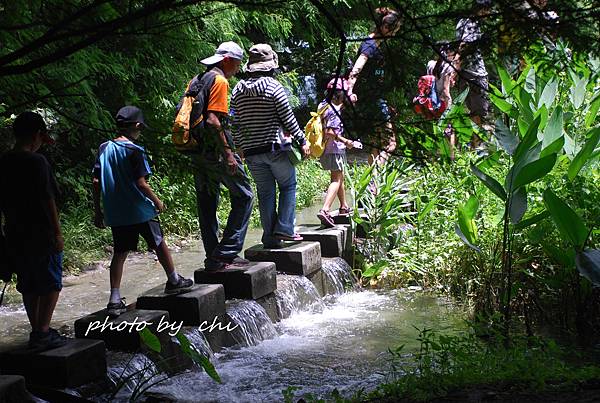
[93,106,193,317]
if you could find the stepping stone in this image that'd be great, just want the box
[136,284,226,326]
[332,211,370,238]
[201,313,238,353]
[74,309,171,351]
[306,269,325,297]
[194,262,276,300]
[0,375,35,403]
[0,339,106,388]
[255,292,279,322]
[296,224,347,258]
[245,241,321,276]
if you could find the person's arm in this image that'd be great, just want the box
[47,198,64,252]
[272,82,310,156]
[136,176,164,212]
[347,53,369,103]
[92,176,105,229]
[205,111,237,175]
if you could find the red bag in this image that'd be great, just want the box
[413,75,446,120]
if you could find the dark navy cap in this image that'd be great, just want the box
[115,106,148,128]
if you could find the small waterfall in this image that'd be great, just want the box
[182,327,214,359]
[275,275,324,319]
[227,300,278,347]
[321,257,358,295]
[106,352,163,396]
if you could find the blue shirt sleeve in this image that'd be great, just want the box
[128,146,151,179]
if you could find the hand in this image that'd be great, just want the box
[155,200,166,213]
[349,93,358,104]
[55,234,64,252]
[345,140,354,150]
[302,144,311,158]
[225,150,238,175]
[93,211,106,229]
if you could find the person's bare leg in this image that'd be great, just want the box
[37,291,60,332]
[337,174,348,210]
[109,251,128,289]
[154,240,175,275]
[22,294,40,331]
[322,171,342,212]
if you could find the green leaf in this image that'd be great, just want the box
[543,245,576,268]
[514,116,541,162]
[139,328,161,354]
[493,118,519,155]
[490,91,514,115]
[570,75,588,109]
[512,153,556,190]
[497,64,515,94]
[525,67,536,96]
[509,187,527,224]
[538,79,558,109]
[575,249,600,286]
[175,332,221,383]
[454,87,469,105]
[513,210,550,230]
[470,163,507,200]
[543,189,589,250]
[535,104,549,133]
[568,127,600,180]
[541,106,564,156]
[454,223,481,253]
[517,88,534,124]
[585,94,600,128]
[362,261,387,278]
[457,195,479,246]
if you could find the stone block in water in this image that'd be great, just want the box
[306,269,325,297]
[296,224,346,258]
[74,308,170,351]
[338,224,354,264]
[0,339,106,387]
[136,284,225,326]
[194,261,276,300]
[0,375,34,402]
[200,313,238,353]
[255,292,279,322]
[245,241,321,276]
[332,211,371,238]
[274,274,324,319]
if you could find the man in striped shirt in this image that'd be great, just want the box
[231,44,310,249]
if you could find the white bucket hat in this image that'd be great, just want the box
[200,41,244,66]
[245,44,279,73]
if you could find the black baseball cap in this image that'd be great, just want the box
[115,106,148,128]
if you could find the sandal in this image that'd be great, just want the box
[338,207,353,216]
[274,233,304,241]
[317,209,335,228]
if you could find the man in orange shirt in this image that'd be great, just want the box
[192,41,253,271]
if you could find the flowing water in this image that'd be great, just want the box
[0,200,465,402]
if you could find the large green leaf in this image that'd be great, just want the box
[454,223,481,253]
[512,153,556,190]
[525,67,536,96]
[535,104,549,133]
[575,249,600,286]
[490,91,515,115]
[509,187,527,224]
[543,189,589,250]
[497,64,515,94]
[570,75,588,109]
[568,127,600,180]
[175,332,221,383]
[538,78,558,109]
[493,118,519,155]
[585,94,600,128]
[139,327,161,354]
[457,195,479,246]
[513,116,541,162]
[517,87,534,123]
[541,106,564,156]
[470,163,506,200]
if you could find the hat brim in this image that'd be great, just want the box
[200,54,225,66]
[245,60,279,73]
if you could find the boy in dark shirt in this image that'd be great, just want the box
[92,106,193,317]
[0,111,68,350]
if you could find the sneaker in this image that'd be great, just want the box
[29,328,68,351]
[164,276,194,294]
[107,298,127,318]
[274,233,304,241]
[338,207,353,216]
[317,210,335,228]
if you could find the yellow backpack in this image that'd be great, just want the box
[304,104,330,158]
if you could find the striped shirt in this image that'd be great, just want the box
[231,76,305,155]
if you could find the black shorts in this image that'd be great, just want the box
[111,219,164,253]
[457,71,489,119]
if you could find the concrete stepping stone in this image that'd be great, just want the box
[74,309,171,351]
[245,241,321,276]
[331,210,370,238]
[255,292,279,322]
[194,261,276,300]
[306,269,325,297]
[0,375,35,402]
[296,224,347,258]
[0,339,106,388]
[136,284,225,326]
